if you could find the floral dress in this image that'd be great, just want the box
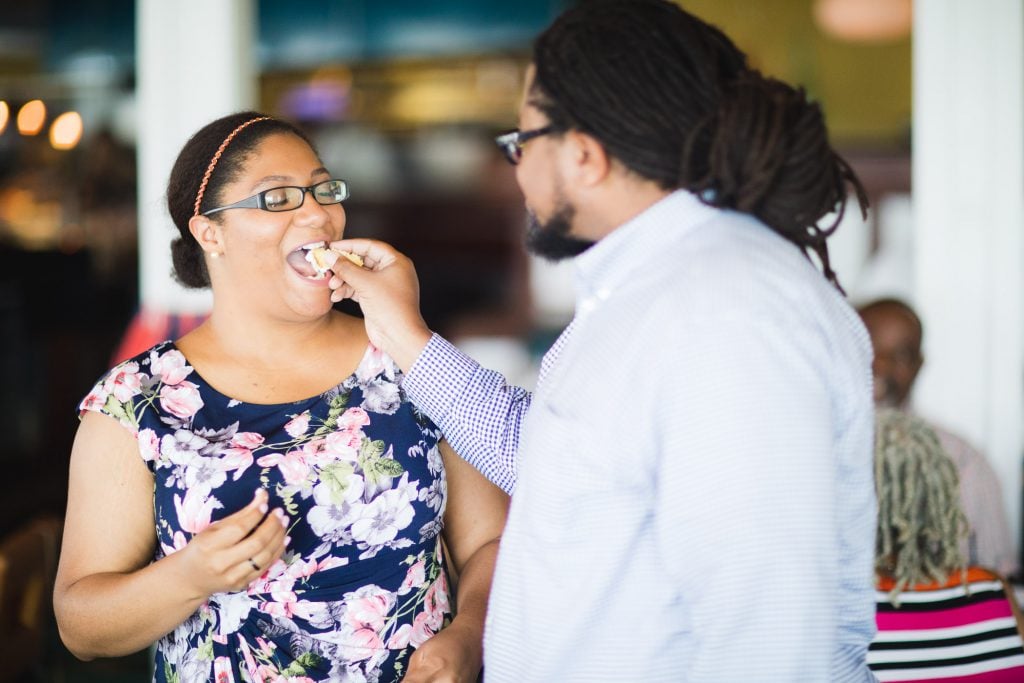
[80,341,451,683]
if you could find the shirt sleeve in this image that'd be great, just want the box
[401,334,530,493]
[653,316,877,681]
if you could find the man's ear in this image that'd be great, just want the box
[564,130,611,187]
[188,215,225,256]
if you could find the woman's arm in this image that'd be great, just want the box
[53,412,289,659]
[403,439,509,682]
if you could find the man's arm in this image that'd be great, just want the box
[327,239,531,493]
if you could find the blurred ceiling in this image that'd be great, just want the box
[0,0,911,145]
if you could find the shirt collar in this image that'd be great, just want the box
[571,189,719,313]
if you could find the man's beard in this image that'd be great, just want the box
[524,200,594,261]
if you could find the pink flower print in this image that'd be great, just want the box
[344,585,394,633]
[80,386,108,413]
[323,430,361,463]
[160,530,189,557]
[387,623,412,650]
[259,590,297,619]
[398,557,426,596]
[408,611,436,649]
[318,556,349,572]
[257,449,310,486]
[138,428,160,462]
[337,407,371,430]
[104,362,142,402]
[345,628,385,662]
[423,573,450,631]
[232,432,264,449]
[214,657,234,683]
[284,411,311,438]
[221,447,254,481]
[357,346,389,383]
[278,450,311,486]
[149,348,192,385]
[159,381,204,419]
[173,488,223,534]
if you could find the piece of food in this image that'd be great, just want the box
[338,251,364,267]
[303,246,364,279]
[304,246,334,278]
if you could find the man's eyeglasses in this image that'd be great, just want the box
[494,126,554,165]
[202,179,350,216]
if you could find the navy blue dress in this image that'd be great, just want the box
[80,341,450,682]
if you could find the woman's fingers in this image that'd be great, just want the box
[182,489,291,594]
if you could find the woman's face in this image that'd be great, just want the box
[209,132,346,320]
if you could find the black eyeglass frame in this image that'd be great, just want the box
[201,178,350,216]
[494,126,555,165]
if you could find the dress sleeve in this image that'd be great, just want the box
[401,334,530,494]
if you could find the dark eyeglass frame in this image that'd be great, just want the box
[494,126,554,165]
[201,178,350,216]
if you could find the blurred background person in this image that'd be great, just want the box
[859,297,1016,579]
[869,408,1024,680]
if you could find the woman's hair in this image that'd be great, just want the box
[166,111,314,288]
[874,408,968,602]
[530,0,867,291]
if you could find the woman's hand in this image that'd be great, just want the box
[176,489,289,597]
[402,620,482,683]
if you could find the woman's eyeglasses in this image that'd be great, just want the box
[494,126,554,165]
[202,178,350,216]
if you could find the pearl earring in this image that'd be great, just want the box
[209,251,222,259]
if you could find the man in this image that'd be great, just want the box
[328,1,878,679]
[858,297,1016,577]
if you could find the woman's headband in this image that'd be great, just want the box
[192,116,272,218]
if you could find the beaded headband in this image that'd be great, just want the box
[192,116,273,218]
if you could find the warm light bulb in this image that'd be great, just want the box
[814,0,912,43]
[50,111,83,150]
[17,99,46,135]
[0,101,9,135]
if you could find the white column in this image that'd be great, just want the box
[136,0,257,314]
[913,0,1024,560]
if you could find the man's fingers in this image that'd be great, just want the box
[328,238,396,270]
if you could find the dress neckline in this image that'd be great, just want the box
[165,340,375,407]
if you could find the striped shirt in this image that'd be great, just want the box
[870,568,1024,681]
[404,190,878,681]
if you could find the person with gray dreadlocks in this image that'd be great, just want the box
[323,0,878,679]
[869,408,1024,679]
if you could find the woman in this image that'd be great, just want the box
[870,408,1024,680]
[54,111,508,682]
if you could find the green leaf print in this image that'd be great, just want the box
[280,661,306,676]
[359,438,385,462]
[103,394,130,424]
[316,391,352,435]
[368,457,405,481]
[295,652,323,669]
[197,637,213,661]
[164,661,178,683]
[320,461,356,504]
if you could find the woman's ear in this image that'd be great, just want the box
[188,215,225,257]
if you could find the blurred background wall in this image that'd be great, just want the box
[0,0,1019,680]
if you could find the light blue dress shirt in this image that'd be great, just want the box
[404,190,878,681]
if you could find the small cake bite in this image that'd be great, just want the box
[303,246,364,279]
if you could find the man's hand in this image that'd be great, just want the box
[326,238,433,372]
